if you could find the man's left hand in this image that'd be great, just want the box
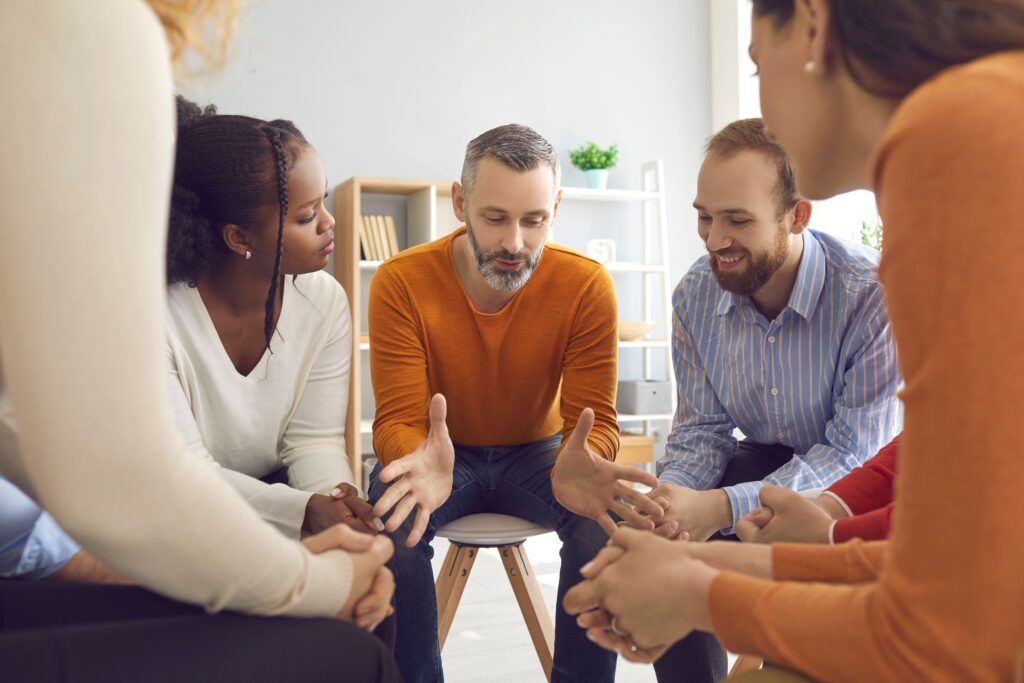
[551,408,664,536]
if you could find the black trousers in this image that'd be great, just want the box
[0,580,401,683]
[654,441,794,683]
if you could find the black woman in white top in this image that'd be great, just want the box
[165,96,376,539]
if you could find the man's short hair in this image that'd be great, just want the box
[705,118,800,218]
[461,124,561,194]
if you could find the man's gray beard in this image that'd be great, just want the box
[466,220,544,292]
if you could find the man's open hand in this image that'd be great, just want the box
[552,408,664,535]
[373,394,455,547]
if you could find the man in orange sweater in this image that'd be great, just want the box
[367,124,662,683]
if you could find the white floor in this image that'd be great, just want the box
[428,534,737,683]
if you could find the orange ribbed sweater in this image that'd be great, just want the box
[709,52,1024,682]
[368,228,620,466]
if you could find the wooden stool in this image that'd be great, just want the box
[730,655,765,677]
[434,513,555,681]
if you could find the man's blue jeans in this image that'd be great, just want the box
[368,435,616,683]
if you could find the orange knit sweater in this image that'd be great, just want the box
[368,228,620,466]
[709,51,1024,682]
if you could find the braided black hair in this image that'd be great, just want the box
[169,96,309,349]
[264,128,288,350]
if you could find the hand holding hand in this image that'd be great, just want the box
[305,483,378,536]
[563,528,718,655]
[735,485,835,544]
[351,565,395,631]
[301,524,395,627]
[551,408,663,536]
[330,482,380,532]
[373,394,455,547]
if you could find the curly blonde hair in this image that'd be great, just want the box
[147,0,240,69]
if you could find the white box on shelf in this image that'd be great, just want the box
[616,380,673,416]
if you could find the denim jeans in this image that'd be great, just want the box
[368,435,616,683]
[654,441,795,683]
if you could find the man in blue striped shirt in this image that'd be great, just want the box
[645,119,901,683]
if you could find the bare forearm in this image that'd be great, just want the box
[48,549,134,585]
[689,541,774,579]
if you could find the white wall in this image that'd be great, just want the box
[180,0,713,283]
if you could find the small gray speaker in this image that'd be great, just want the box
[616,380,673,415]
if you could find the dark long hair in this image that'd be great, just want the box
[752,0,1024,97]
[169,96,308,347]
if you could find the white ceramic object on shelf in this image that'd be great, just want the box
[587,238,616,264]
[618,320,656,341]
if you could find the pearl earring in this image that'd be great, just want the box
[804,60,815,74]
[245,250,252,260]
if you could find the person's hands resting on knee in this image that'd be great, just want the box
[302,524,395,631]
[551,408,664,536]
[373,394,455,547]
[301,482,378,536]
[735,484,848,544]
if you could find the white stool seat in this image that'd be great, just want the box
[435,513,551,546]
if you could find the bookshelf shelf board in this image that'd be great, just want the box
[605,262,667,273]
[618,413,674,422]
[560,187,661,202]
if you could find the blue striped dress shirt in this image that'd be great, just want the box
[0,476,79,580]
[658,229,902,531]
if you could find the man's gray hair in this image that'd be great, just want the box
[461,124,561,194]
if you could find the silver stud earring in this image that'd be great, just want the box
[244,250,252,260]
[804,60,815,74]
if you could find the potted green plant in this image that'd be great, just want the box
[569,141,619,190]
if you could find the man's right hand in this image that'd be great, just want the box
[373,394,455,547]
[302,524,395,630]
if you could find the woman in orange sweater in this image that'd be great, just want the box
[565,1,1024,681]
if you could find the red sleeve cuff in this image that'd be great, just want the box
[832,505,894,543]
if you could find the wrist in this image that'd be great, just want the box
[690,541,773,579]
[707,489,733,534]
[303,493,327,534]
[681,558,719,633]
[815,492,850,520]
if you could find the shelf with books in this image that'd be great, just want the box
[333,177,460,483]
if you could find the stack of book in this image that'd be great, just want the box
[360,215,400,261]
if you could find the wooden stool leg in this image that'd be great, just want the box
[729,654,764,677]
[499,542,555,682]
[435,543,477,650]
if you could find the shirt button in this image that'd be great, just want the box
[767,335,776,344]
[770,387,779,396]
[776,431,784,441]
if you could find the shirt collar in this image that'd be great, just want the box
[715,231,826,322]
